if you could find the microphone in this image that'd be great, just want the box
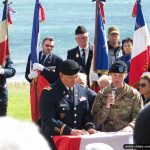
[111,87,117,96]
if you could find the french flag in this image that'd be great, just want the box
[0,0,9,65]
[129,0,150,87]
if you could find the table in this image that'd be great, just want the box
[53,132,133,150]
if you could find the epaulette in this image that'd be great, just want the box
[43,86,52,91]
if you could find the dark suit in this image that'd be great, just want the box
[40,79,96,144]
[0,57,16,116]
[67,45,93,85]
[25,51,63,84]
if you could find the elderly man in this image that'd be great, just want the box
[91,61,143,132]
[40,59,96,148]
[107,27,122,67]
[25,37,63,84]
[67,26,93,85]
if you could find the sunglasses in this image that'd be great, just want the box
[45,44,54,48]
[138,83,146,88]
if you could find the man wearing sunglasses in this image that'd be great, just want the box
[92,61,143,132]
[25,37,63,84]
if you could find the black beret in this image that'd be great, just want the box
[109,61,127,73]
[75,25,87,35]
[59,59,81,75]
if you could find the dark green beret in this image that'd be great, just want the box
[109,61,127,73]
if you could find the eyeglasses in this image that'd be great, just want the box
[138,83,146,88]
[45,44,54,48]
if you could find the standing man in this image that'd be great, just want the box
[67,26,93,85]
[107,27,122,67]
[40,59,96,148]
[25,37,63,84]
[91,61,143,132]
[0,57,16,116]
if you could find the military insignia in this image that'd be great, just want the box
[76,53,79,58]
[79,96,86,101]
[43,86,51,91]
[60,103,67,107]
[119,66,123,73]
[54,127,60,132]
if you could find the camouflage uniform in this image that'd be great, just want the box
[91,83,143,132]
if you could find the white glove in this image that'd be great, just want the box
[0,68,4,75]
[33,63,44,71]
[28,70,38,79]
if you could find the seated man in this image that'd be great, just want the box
[40,59,96,147]
[91,61,143,132]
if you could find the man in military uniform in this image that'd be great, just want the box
[91,61,143,132]
[25,37,63,84]
[40,59,96,148]
[0,57,16,116]
[67,26,94,85]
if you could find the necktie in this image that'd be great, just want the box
[81,49,86,66]
[40,54,46,64]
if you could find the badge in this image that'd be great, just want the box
[76,53,79,58]
[48,66,56,72]
[79,96,86,101]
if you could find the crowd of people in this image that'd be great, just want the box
[0,25,150,149]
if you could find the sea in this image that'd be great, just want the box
[0,0,150,82]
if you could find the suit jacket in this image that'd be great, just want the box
[40,79,95,141]
[25,51,63,84]
[67,45,93,85]
[0,57,16,101]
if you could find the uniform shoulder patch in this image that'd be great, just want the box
[43,86,52,91]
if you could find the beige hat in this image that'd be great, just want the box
[108,26,120,35]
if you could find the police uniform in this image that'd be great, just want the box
[0,57,16,116]
[91,61,143,132]
[40,59,95,146]
[25,51,63,84]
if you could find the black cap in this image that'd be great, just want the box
[75,25,87,35]
[109,61,127,73]
[59,59,81,75]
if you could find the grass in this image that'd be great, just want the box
[7,82,31,120]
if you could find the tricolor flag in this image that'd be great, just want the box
[30,0,49,122]
[89,0,108,89]
[129,0,150,87]
[0,0,9,65]
[94,2,108,73]
[30,0,40,65]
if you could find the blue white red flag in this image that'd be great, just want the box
[94,5,108,72]
[30,0,40,64]
[129,0,150,87]
[0,0,9,65]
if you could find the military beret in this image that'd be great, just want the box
[109,61,127,73]
[75,25,87,35]
[59,59,81,75]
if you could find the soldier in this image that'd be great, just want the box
[0,57,16,116]
[67,25,94,86]
[91,61,143,132]
[40,59,96,148]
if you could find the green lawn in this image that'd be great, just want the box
[7,82,31,120]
